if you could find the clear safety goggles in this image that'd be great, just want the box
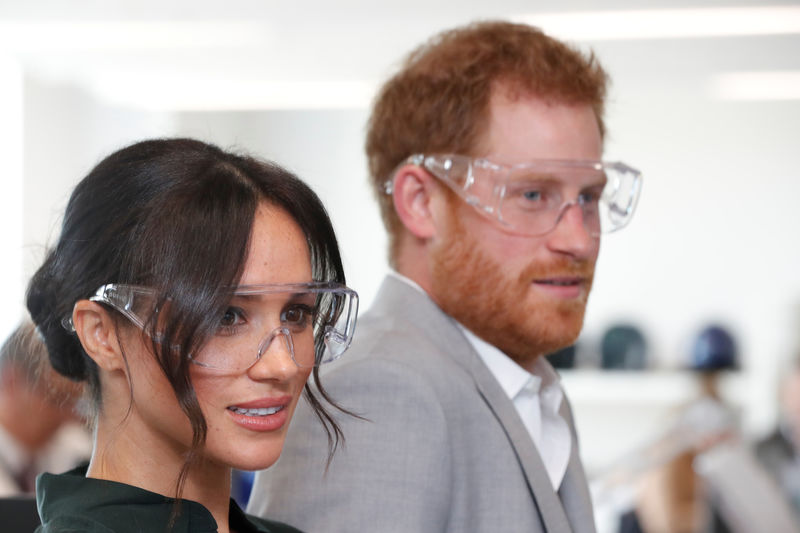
[386,154,642,237]
[77,282,358,372]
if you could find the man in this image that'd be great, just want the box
[249,21,641,532]
[0,320,90,496]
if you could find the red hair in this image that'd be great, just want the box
[365,21,609,264]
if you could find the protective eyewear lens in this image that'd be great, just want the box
[84,282,358,373]
[406,154,641,237]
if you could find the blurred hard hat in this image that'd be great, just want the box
[546,344,576,369]
[601,324,647,370]
[690,324,738,371]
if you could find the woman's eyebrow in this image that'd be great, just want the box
[229,291,317,304]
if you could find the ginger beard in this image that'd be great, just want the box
[429,198,595,366]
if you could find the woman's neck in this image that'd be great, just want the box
[88,413,233,531]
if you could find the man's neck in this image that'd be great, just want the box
[393,245,434,295]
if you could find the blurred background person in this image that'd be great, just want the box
[604,325,799,533]
[632,325,741,533]
[0,319,90,496]
[755,357,800,519]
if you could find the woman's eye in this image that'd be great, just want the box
[281,305,314,329]
[218,307,245,334]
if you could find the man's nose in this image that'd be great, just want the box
[546,203,598,258]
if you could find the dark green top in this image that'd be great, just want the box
[35,466,303,533]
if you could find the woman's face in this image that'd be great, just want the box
[124,202,314,472]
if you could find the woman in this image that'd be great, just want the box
[26,138,358,532]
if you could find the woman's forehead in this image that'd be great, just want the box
[239,203,312,286]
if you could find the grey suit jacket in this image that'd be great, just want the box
[248,276,595,533]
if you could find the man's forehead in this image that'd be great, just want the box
[477,91,602,163]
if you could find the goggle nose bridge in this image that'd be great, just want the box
[255,326,296,363]
[546,199,599,236]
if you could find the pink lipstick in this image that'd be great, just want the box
[227,396,292,432]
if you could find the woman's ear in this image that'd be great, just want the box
[72,301,124,372]
[391,164,440,240]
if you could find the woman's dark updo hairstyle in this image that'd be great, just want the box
[27,138,348,468]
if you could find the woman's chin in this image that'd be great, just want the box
[227,450,282,473]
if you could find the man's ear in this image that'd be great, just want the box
[72,301,124,372]
[391,164,440,240]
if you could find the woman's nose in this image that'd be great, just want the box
[248,328,299,380]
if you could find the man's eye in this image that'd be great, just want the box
[522,190,543,202]
[579,186,604,205]
[512,184,555,211]
[281,305,315,329]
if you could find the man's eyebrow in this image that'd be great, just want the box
[506,171,561,182]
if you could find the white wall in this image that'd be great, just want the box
[21,78,176,275]
[0,53,24,343]
[8,78,175,337]
[582,37,800,440]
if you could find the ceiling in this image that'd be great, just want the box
[1,0,798,110]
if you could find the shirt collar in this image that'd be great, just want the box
[457,324,562,399]
[459,325,535,397]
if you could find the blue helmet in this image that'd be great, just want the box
[690,324,738,371]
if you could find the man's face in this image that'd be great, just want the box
[428,90,603,367]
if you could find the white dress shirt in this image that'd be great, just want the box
[458,326,572,490]
[387,271,572,489]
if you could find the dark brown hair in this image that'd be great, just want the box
[26,138,347,496]
[365,20,609,264]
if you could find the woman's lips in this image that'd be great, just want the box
[227,396,292,432]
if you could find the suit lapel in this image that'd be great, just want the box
[372,276,573,532]
[469,356,573,533]
[558,399,596,533]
